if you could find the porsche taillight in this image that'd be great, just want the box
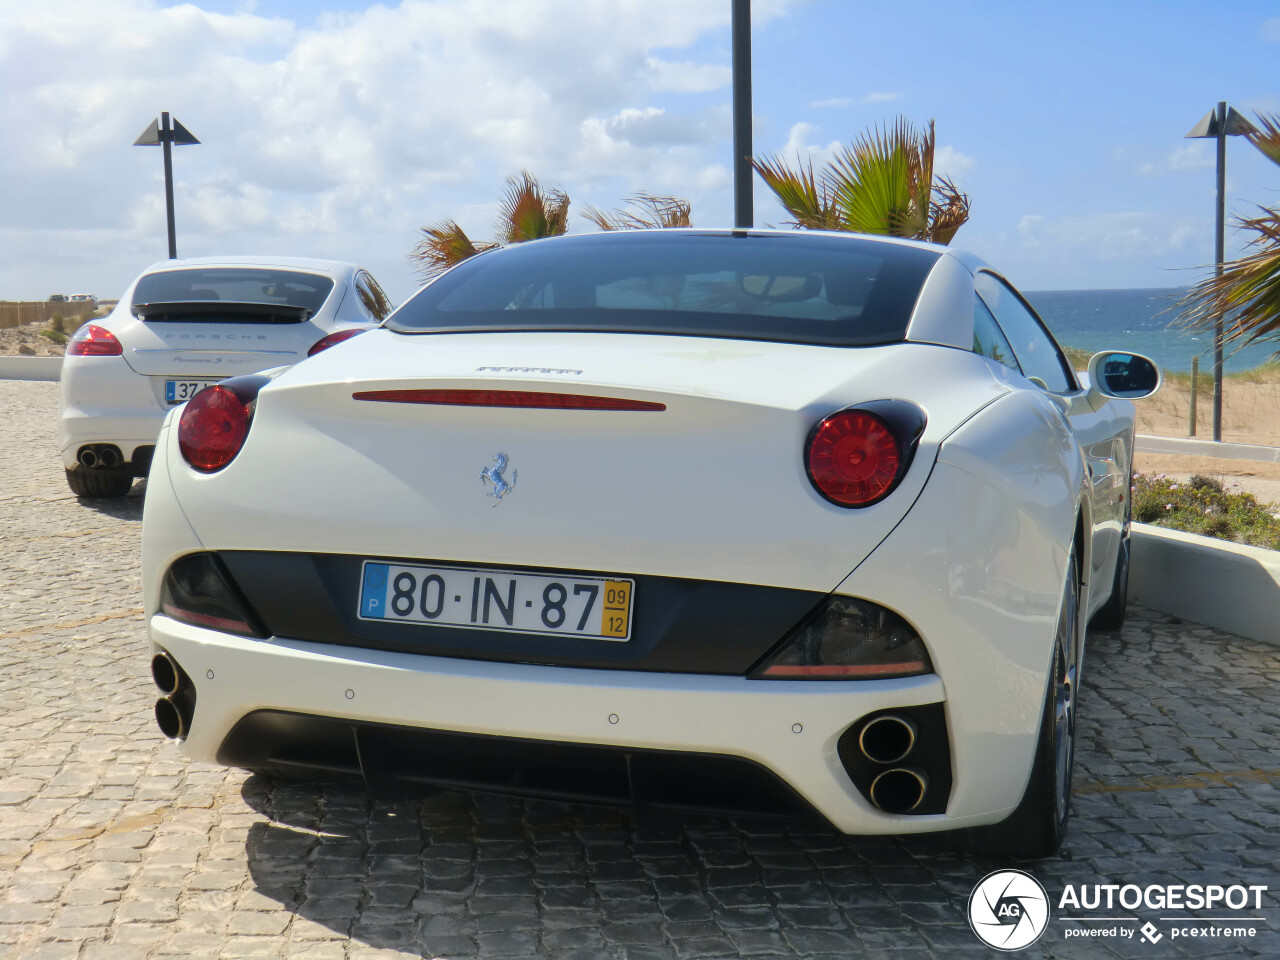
[67,324,123,357]
[805,402,926,508]
[308,328,365,357]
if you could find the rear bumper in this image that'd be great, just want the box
[58,355,167,467]
[149,613,996,834]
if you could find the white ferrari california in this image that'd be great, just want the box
[59,256,393,499]
[140,230,1159,858]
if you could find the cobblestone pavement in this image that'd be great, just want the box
[1,379,1278,960]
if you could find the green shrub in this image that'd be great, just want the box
[1132,473,1280,550]
[41,329,67,345]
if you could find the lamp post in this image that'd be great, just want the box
[1184,101,1257,442]
[732,0,752,229]
[134,112,200,259]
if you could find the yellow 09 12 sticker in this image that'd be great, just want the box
[601,580,632,638]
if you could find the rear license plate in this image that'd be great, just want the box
[358,562,633,641]
[165,380,214,404]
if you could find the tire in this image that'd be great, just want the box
[959,545,1081,859]
[1090,484,1132,631]
[1089,535,1129,630]
[65,466,134,499]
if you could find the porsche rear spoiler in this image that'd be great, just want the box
[132,300,311,323]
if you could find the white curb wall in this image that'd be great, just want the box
[0,357,62,381]
[1131,523,1280,644]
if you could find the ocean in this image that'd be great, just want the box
[1024,287,1280,375]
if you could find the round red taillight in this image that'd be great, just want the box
[67,324,123,357]
[178,386,249,472]
[308,328,364,357]
[806,409,901,507]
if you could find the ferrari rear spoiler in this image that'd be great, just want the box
[132,300,311,323]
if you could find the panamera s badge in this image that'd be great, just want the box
[479,452,517,505]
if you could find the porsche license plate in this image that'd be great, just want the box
[358,561,633,641]
[165,380,214,404]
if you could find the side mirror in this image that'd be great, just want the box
[1087,351,1161,400]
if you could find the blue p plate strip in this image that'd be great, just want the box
[360,563,389,618]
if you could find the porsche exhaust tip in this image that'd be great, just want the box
[77,447,98,469]
[858,714,917,765]
[155,697,187,740]
[869,767,928,814]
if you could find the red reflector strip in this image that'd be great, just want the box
[761,662,927,678]
[162,602,255,636]
[352,390,665,411]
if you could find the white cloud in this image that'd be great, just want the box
[646,58,731,93]
[810,97,853,109]
[1264,17,1280,41]
[0,0,797,300]
[1015,212,1207,260]
[862,92,902,104]
[1167,143,1213,172]
[1135,141,1214,176]
[933,145,975,182]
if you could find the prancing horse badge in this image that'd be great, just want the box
[479,452,517,506]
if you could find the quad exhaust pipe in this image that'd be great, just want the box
[152,651,195,740]
[869,767,928,814]
[858,714,917,764]
[77,444,123,470]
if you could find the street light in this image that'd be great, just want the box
[732,0,752,229]
[1184,101,1257,442]
[134,112,200,260]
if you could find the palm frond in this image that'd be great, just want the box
[497,170,570,244]
[927,175,972,245]
[1177,205,1280,345]
[583,193,693,231]
[750,154,841,229]
[1246,112,1280,169]
[826,120,917,237]
[409,220,496,280]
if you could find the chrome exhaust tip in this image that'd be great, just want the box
[155,696,187,740]
[869,767,928,814]
[859,714,917,765]
[77,447,98,468]
[150,652,181,696]
[97,445,121,469]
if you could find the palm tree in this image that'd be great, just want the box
[410,171,570,280]
[582,193,692,231]
[751,117,970,244]
[1178,113,1280,346]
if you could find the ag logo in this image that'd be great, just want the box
[968,869,1050,951]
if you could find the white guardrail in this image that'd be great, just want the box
[0,357,62,381]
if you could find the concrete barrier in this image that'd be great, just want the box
[1131,523,1280,644]
[0,357,62,381]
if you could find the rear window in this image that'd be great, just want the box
[389,233,939,346]
[132,268,335,316]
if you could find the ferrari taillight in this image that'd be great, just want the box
[67,324,123,357]
[751,596,932,680]
[308,328,365,357]
[806,410,901,507]
[178,385,250,472]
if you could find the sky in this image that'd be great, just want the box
[1,0,1277,305]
